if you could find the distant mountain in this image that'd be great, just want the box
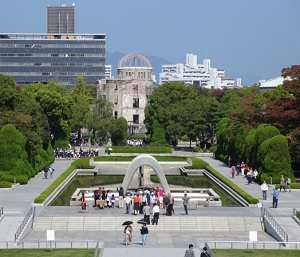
[106,51,172,83]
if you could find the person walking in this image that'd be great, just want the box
[78,192,88,213]
[140,223,148,245]
[124,224,132,246]
[231,165,236,178]
[286,176,291,192]
[125,194,132,215]
[272,187,280,208]
[184,244,195,257]
[143,204,151,224]
[182,193,190,215]
[152,203,160,225]
[260,181,268,200]
[280,175,285,192]
[200,246,211,257]
[117,186,124,208]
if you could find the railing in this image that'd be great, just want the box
[14,207,34,242]
[94,241,100,257]
[203,170,248,207]
[0,240,99,249]
[261,207,288,242]
[205,242,216,257]
[207,240,300,250]
[292,208,300,226]
[0,207,3,219]
[293,208,299,217]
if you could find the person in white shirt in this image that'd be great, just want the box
[260,181,268,200]
[125,194,132,215]
[152,203,160,225]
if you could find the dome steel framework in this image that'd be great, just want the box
[118,52,152,69]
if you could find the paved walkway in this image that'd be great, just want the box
[0,148,299,257]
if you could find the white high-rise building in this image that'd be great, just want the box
[159,54,241,89]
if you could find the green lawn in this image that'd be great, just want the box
[0,249,95,257]
[213,249,300,257]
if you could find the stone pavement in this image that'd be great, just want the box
[0,148,299,257]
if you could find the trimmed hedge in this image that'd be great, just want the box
[274,182,300,190]
[104,146,172,154]
[187,157,259,204]
[94,156,186,162]
[34,158,94,203]
[0,181,12,188]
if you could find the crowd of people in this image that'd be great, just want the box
[230,161,258,184]
[90,186,191,222]
[125,138,147,146]
[53,147,99,159]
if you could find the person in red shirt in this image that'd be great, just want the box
[133,194,140,215]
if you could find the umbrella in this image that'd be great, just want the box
[122,221,133,226]
[137,219,147,225]
[108,148,113,151]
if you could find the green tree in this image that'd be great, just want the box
[149,120,169,146]
[110,117,128,146]
[69,76,91,139]
[86,97,114,145]
[258,134,292,183]
[0,124,34,183]
[0,74,18,110]
[145,82,197,145]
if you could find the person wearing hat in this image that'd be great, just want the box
[200,246,211,257]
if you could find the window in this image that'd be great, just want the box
[114,111,118,119]
[133,84,138,91]
[115,95,118,104]
[133,98,139,108]
[133,115,139,124]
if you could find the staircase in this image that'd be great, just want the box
[33,216,263,232]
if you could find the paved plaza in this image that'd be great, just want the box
[0,147,300,256]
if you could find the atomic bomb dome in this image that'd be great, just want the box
[118,52,152,69]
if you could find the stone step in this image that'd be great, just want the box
[33,216,264,232]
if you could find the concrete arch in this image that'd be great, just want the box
[122,154,170,194]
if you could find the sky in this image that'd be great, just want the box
[1,0,299,85]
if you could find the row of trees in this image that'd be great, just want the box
[145,65,300,178]
[0,75,122,186]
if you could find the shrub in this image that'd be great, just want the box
[258,135,293,182]
[0,181,12,188]
[15,174,29,184]
[53,139,69,148]
[296,211,300,220]
[110,117,128,146]
[193,146,200,152]
[150,120,169,147]
[180,135,189,141]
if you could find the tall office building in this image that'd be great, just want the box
[47,3,75,34]
[0,4,106,87]
[0,33,106,87]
